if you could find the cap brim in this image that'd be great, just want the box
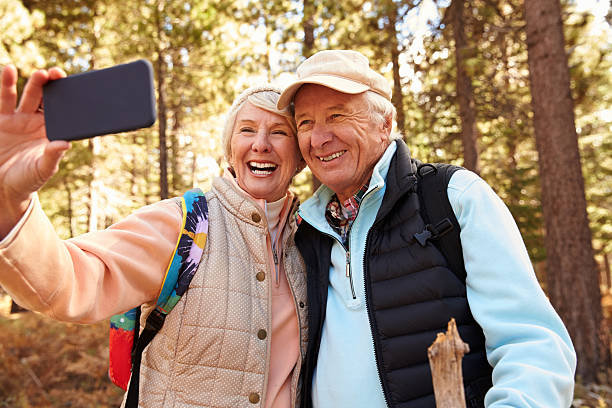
[277,75,370,109]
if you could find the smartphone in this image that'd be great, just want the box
[43,59,157,141]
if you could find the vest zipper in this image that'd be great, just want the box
[272,247,279,285]
[364,226,392,407]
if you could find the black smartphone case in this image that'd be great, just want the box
[43,59,157,141]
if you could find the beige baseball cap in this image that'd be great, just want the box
[277,50,392,109]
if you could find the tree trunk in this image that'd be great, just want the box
[390,31,405,136]
[155,1,168,200]
[302,0,315,59]
[64,180,74,238]
[144,131,152,205]
[601,251,610,291]
[87,138,101,232]
[87,11,101,232]
[130,134,138,198]
[383,0,405,136]
[450,0,480,174]
[170,107,181,194]
[303,0,320,193]
[525,0,611,382]
[157,57,168,200]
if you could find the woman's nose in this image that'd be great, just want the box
[252,129,272,152]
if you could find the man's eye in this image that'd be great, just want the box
[298,120,312,128]
[330,114,343,120]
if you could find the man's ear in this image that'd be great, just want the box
[383,114,392,132]
[379,113,393,140]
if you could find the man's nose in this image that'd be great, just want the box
[252,129,272,152]
[311,123,332,148]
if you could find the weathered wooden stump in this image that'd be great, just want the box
[427,318,469,407]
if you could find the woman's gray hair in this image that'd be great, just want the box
[364,90,402,141]
[222,85,297,162]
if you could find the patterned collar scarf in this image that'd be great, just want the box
[325,183,369,246]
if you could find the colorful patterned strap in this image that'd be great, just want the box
[108,189,208,390]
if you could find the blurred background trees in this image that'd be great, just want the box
[0,0,610,404]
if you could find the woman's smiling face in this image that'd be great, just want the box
[230,102,302,202]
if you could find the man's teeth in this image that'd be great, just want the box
[249,161,277,175]
[319,151,345,162]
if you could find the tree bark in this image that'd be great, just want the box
[87,8,101,232]
[155,0,168,200]
[170,106,181,194]
[603,252,611,291]
[389,19,405,136]
[87,138,101,232]
[525,0,611,382]
[303,0,320,193]
[428,318,468,407]
[383,0,405,135]
[64,180,74,238]
[302,0,315,59]
[450,0,480,174]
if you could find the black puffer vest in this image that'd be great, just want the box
[295,141,492,408]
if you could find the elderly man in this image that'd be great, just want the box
[277,50,576,407]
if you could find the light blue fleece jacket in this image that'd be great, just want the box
[297,141,576,408]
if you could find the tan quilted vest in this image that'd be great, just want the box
[124,177,308,408]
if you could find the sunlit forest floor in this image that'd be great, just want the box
[0,294,611,408]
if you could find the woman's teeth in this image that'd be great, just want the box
[249,161,277,175]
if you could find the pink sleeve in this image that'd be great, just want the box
[0,195,182,323]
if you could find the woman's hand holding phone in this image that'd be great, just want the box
[0,64,70,238]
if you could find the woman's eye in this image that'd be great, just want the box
[240,127,255,133]
[272,130,289,136]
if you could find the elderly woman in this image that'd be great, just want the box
[0,65,307,408]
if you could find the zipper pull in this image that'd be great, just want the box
[273,248,279,284]
[345,251,350,277]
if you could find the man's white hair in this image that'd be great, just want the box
[364,91,403,141]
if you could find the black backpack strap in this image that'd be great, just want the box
[415,162,467,282]
[125,308,166,407]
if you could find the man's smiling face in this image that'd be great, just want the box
[294,84,390,201]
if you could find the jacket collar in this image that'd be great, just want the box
[373,139,418,225]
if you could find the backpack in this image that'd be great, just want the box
[414,162,466,281]
[108,188,209,406]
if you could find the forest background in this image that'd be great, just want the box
[0,0,611,406]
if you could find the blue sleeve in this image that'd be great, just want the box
[447,170,576,407]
